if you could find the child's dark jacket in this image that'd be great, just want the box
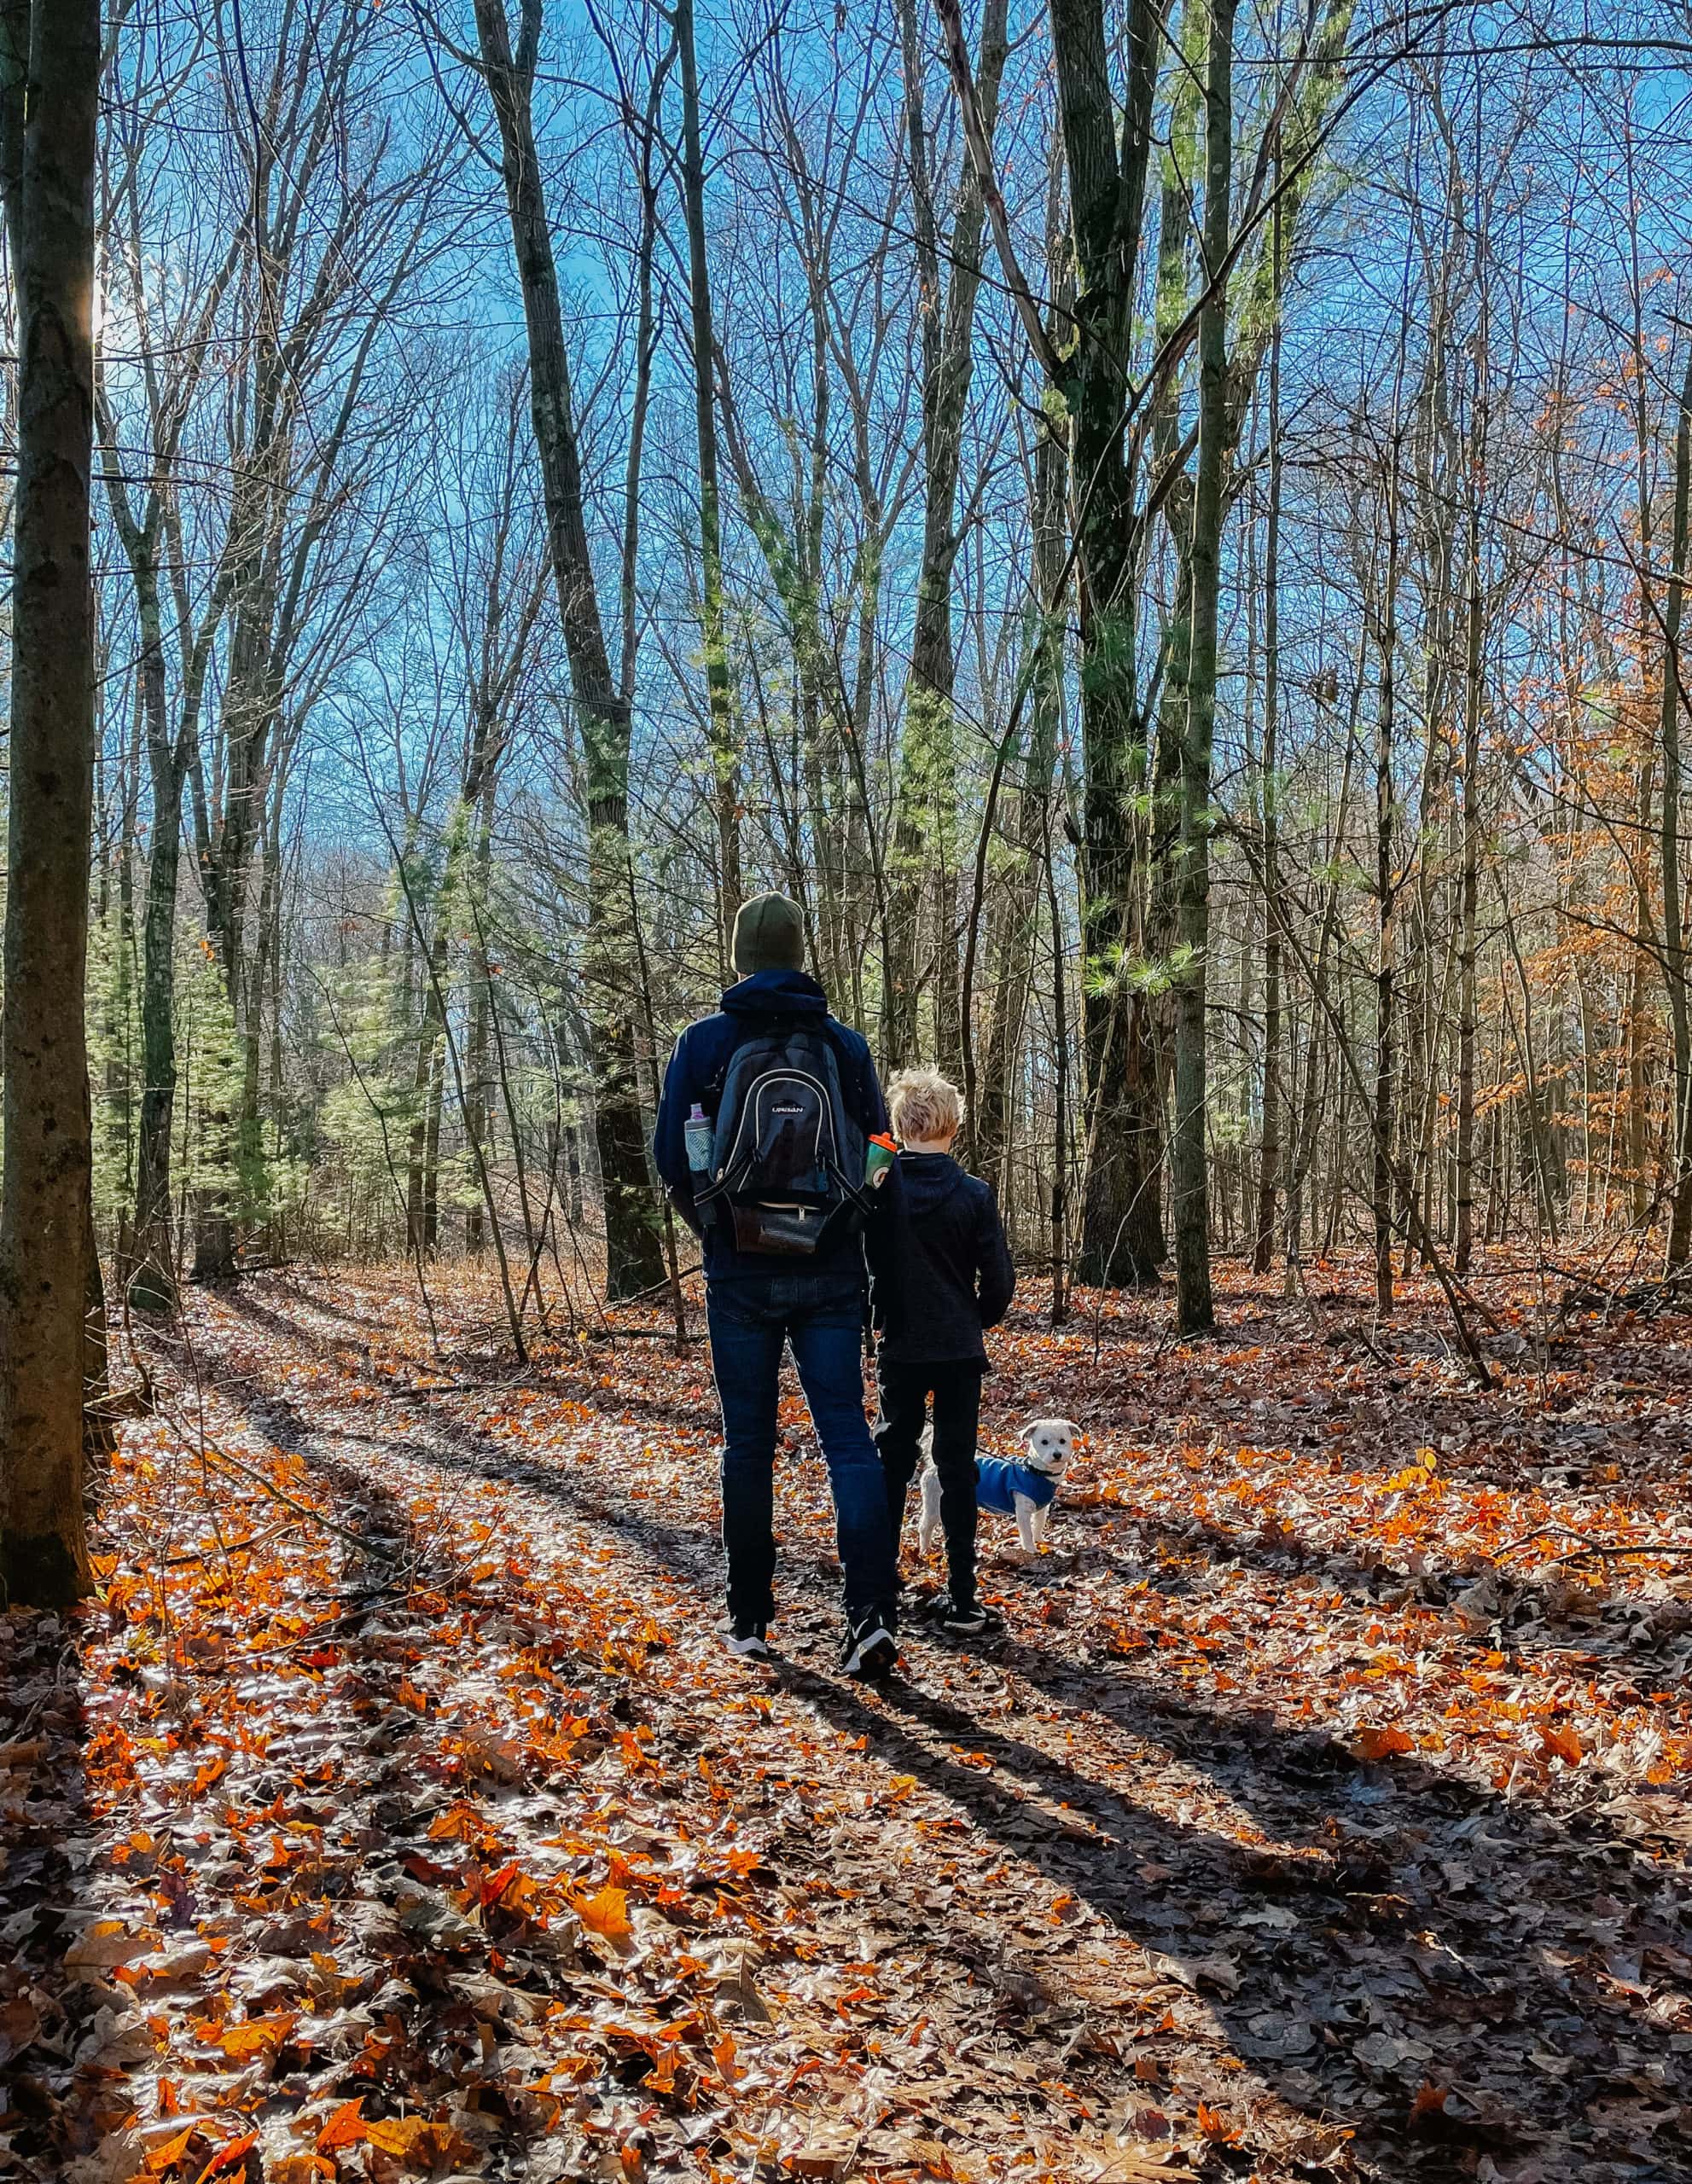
[876,1150,1014,1368]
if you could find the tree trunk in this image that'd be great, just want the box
[1251,174,1283,1276]
[101,520,189,1313]
[675,0,741,943]
[975,180,1069,1193]
[1455,357,1486,1274]
[473,0,663,1298]
[132,751,187,1309]
[0,0,102,1608]
[464,783,498,1255]
[1047,0,1164,1288]
[1660,346,1692,1268]
[885,0,1009,1069]
[1171,0,1234,1335]
[1374,499,1402,1319]
[1047,810,1071,1326]
[238,767,285,1238]
[1626,752,1654,1226]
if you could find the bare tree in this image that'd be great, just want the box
[0,0,102,1606]
[469,0,665,1297]
[881,0,1009,1071]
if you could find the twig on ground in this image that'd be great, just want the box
[197,1439,404,1562]
[163,1517,304,1567]
[1494,1521,1691,1565]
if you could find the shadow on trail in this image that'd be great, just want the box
[1066,1500,1692,1685]
[773,1647,1690,2180]
[230,1417,582,2172]
[222,1287,711,1443]
[0,1612,104,2178]
[206,1327,1692,2184]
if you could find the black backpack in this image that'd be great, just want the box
[695,1019,870,1256]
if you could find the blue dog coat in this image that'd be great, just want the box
[974,1456,1059,1515]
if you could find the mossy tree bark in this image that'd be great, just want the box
[884,0,1009,1072]
[1047,0,1166,1287]
[0,0,102,1607]
[473,0,664,1298]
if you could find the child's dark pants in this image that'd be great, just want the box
[875,1359,982,1610]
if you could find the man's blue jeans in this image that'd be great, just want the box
[706,1273,897,1627]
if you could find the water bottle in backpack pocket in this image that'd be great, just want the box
[694,1021,870,1255]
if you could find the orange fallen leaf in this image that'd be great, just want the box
[1539,1722,1583,1767]
[189,1754,228,1798]
[192,2134,258,2184]
[214,2011,296,2062]
[363,2117,474,2165]
[315,2099,366,2152]
[1355,1724,1415,1762]
[1410,2080,1452,2124]
[573,1884,631,1939]
[480,1860,537,1914]
[364,2117,427,2157]
[1197,2101,1241,2144]
[145,2124,200,2175]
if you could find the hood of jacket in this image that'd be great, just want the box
[719,968,830,1019]
[897,1150,969,1219]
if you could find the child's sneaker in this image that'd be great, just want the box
[933,1594,999,1638]
[726,1617,770,1659]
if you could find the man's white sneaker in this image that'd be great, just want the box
[841,1610,897,1677]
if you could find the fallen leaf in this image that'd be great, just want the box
[573,1883,632,1939]
[66,1919,159,1972]
[212,2011,296,2061]
[1196,2101,1242,2145]
[1148,1949,1240,1996]
[192,2133,259,2184]
[1410,2081,1452,2125]
[145,2124,201,2175]
[315,2099,366,2152]
[0,1996,41,2067]
[1539,1722,1584,1766]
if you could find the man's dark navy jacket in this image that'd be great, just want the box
[652,968,898,1296]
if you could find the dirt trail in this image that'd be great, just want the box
[6,1264,1688,2182]
[164,1268,1692,2184]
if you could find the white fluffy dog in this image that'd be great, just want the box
[918,1417,1079,1556]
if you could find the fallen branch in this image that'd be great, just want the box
[199,1441,403,1563]
[584,1327,702,1345]
[1557,1265,1692,1321]
[163,1516,304,1568]
[1494,1522,1692,1565]
[602,1263,702,1308]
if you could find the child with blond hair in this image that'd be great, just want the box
[873,1068,1015,1635]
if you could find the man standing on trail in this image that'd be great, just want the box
[654,892,902,1676]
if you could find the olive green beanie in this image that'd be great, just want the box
[731,892,805,976]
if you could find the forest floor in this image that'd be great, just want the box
[2,1254,1690,2184]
